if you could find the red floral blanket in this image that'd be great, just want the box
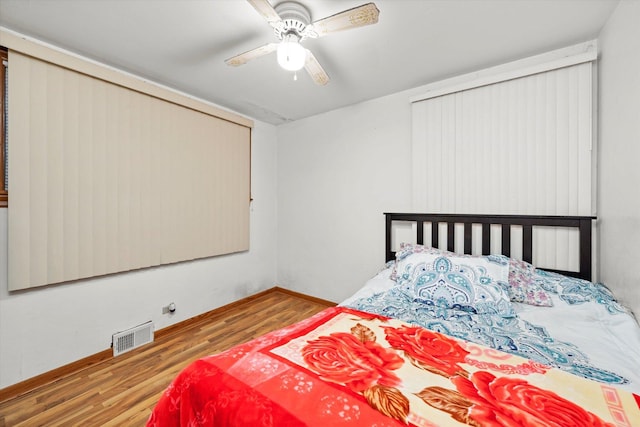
[147,307,640,426]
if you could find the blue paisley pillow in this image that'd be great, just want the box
[391,243,553,307]
[389,243,451,282]
[395,252,514,317]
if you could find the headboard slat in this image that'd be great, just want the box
[523,225,533,264]
[431,222,438,247]
[463,223,472,254]
[482,223,491,255]
[501,224,511,257]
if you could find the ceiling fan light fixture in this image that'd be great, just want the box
[277,34,306,71]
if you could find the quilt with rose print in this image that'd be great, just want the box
[147,306,640,427]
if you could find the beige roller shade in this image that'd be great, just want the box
[8,51,250,290]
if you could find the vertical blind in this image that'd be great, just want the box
[8,51,251,291]
[411,62,594,270]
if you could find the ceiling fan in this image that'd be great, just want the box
[225,0,380,85]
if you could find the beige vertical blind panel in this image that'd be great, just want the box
[8,51,250,291]
[411,62,593,272]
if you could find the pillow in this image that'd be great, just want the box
[533,270,628,314]
[389,243,451,282]
[395,251,515,317]
[506,258,553,307]
[391,243,553,307]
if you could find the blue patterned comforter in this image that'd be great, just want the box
[345,271,632,387]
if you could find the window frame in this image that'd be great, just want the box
[1,47,7,207]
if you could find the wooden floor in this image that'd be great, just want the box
[0,289,334,427]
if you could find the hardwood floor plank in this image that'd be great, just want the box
[0,289,334,426]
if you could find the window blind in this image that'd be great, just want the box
[8,50,251,291]
[411,62,594,271]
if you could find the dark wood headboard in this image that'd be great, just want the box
[385,213,596,281]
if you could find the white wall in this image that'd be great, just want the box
[598,0,640,318]
[0,119,278,389]
[277,92,417,303]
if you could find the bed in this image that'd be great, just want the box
[147,213,640,426]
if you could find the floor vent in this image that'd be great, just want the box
[112,321,154,357]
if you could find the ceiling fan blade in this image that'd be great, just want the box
[247,0,282,26]
[304,51,330,86]
[225,43,278,66]
[310,2,379,37]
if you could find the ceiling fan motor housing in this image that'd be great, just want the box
[274,1,312,40]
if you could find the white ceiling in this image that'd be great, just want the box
[0,0,619,125]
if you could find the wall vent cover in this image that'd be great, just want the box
[112,321,154,356]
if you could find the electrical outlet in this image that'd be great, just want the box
[162,302,176,314]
